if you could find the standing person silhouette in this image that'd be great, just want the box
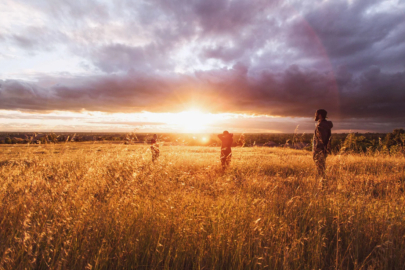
[150,134,160,162]
[218,131,233,169]
[313,109,333,185]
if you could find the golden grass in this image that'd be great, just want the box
[1,144,405,269]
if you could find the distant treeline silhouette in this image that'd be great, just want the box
[1,129,404,154]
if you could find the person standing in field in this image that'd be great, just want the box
[313,109,333,182]
[150,134,160,162]
[218,131,233,168]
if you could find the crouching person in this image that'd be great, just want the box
[313,109,333,184]
[218,131,233,169]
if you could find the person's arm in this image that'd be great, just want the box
[326,130,332,154]
[314,127,325,152]
[318,127,332,153]
[315,127,325,145]
[327,136,332,154]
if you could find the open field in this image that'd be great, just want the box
[1,144,405,269]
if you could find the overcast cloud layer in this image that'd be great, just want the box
[1,0,405,131]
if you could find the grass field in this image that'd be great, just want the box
[1,143,405,269]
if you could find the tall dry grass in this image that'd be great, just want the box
[1,144,405,269]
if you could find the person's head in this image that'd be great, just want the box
[153,134,157,139]
[315,109,327,121]
[223,130,229,135]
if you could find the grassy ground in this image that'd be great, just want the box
[1,143,405,269]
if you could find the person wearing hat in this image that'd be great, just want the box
[313,109,333,182]
[218,131,233,168]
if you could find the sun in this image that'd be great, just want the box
[165,110,219,132]
[138,109,227,132]
[173,110,210,132]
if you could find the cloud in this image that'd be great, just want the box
[89,43,174,73]
[91,121,165,126]
[1,0,405,131]
[8,27,67,52]
[298,0,405,72]
[4,0,404,73]
[1,63,404,124]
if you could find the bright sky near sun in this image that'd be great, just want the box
[0,109,297,133]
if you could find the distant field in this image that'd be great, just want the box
[1,144,405,269]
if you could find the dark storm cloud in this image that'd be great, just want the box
[5,0,404,69]
[80,0,277,72]
[1,64,404,125]
[299,0,405,72]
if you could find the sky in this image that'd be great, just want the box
[0,0,404,133]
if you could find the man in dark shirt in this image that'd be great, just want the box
[150,134,159,162]
[313,109,333,181]
[218,131,233,168]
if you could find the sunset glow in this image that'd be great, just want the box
[0,109,383,133]
[0,110,298,133]
[163,110,220,132]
